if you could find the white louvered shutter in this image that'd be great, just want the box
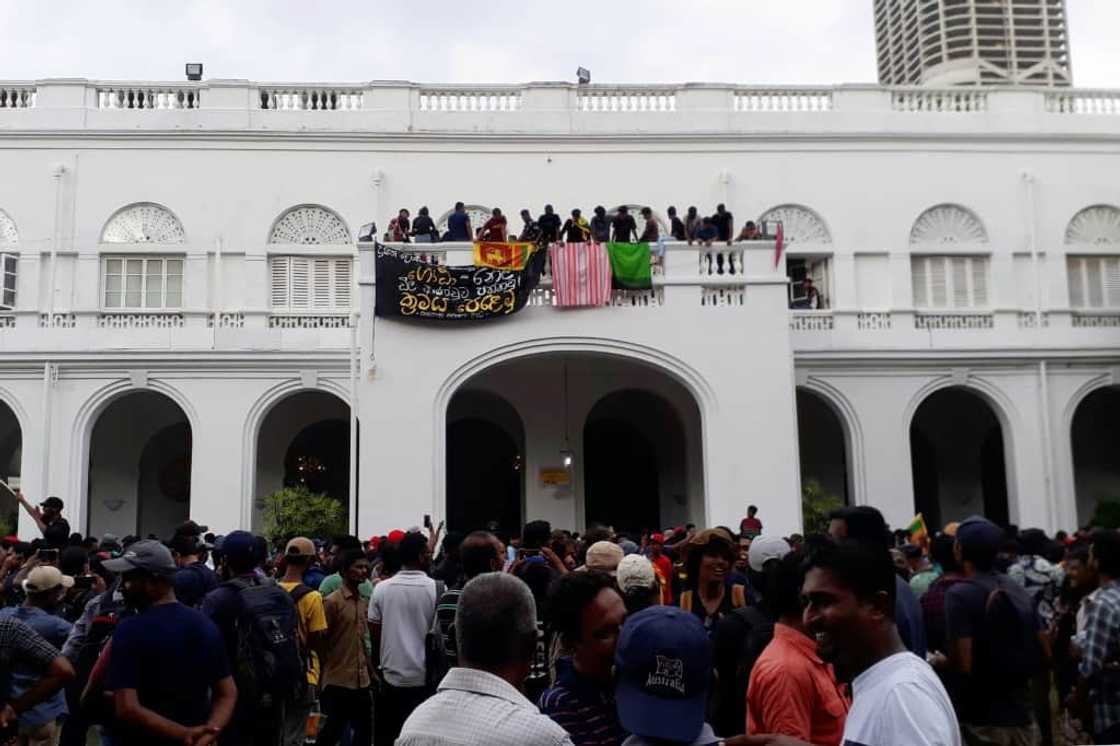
[912,257,929,307]
[1104,257,1120,307]
[290,258,311,310]
[1067,257,1086,308]
[334,259,353,309]
[929,257,948,308]
[312,259,332,310]
[970,257,988,307]
[1086,259,1104,308]
[951,257,970,307]
[270,257,290,309]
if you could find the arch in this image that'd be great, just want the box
[795,387,852,507]
[0,395,23,533]
[86,389,193,538]
[268,204,352,245]
[433,337,715,530]
[1067,381,1120,526]
[798,379,866,505]
[1065,205,1120,246]
[446,389,525,535]
[241,380,352,528]
[759,204,832,244]
[436,204,492,235]
[907,383,1014,528]
[0,210,18,244]
[100,202,186,244]
[909,204,988,245]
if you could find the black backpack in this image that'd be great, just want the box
[711,605,774,737]
[225,577,304,709]
[972,575,1043,681]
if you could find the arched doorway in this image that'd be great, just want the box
[910,387,1009,529]
[88,391,192,538]
[0,401,21,535]
[446,390,523,536]
[1071,386,1120,527]
[795,389,849,505]
[255,391,351,529]
[584,390,689,535]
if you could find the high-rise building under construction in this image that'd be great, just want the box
[874,0,1072,86]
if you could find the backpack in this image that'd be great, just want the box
[225,577,304,709]
[711,605,774,737]
[286,583,315,688]
[424,580,448,691]
[971,575,1043,681]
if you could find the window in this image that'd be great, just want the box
[102,257,183,309]
[787,256,831,309]
[1067,255,1120,309]
[269,256,352,312]
[911,255,989,309]
[0,254,15,310]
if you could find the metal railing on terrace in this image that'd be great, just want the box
[2,80,1118,131]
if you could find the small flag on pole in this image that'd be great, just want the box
[907,513,928,546]
[473,242,534,270]
[773,221,785,268]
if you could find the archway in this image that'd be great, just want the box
[795,389,849,505]
[88,391,192,538]
[254,391,351,529]
[1071,386,1120,526]
[446,390,524,536]
[910,387,1009,529]
[443,353,704,535]
[0,400,21,534]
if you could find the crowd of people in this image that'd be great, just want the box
[384,202,766,248]
[0,488,1117,746]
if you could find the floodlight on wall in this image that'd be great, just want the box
[577,67,591,85]
[358,222,377,242]
[185,63,203,81]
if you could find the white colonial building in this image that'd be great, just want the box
[0,79,1117,541]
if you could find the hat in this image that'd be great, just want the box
[617,555,657,593]
[747,535,792,572]
[39,496,63,511]
[649,533,665,545]
[101,540,178,576]
[618,539,640,556]
[956,516,1004,552]
[285,537,316,557]
[215,531,256,563]
[584,541,624,574]
[22,565,74,594]
[387,530,406,544]
[174,520,209,538]
[686,529,736,561]
[615,606,712,742]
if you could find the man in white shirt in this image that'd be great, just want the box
[368,531,438,744]
[397,572,574,746]
[744,541,960,746]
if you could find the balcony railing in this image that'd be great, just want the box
[418,87,522,112]
[260,86,363,111]
[1045,90,1120,115]
[0,85,36,109]
[96,85,201,110]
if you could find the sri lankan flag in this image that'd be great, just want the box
[474,242,534,270]
[907,513,929,546]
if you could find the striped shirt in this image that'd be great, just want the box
[435,587,463,667]
[1079,580,1120,733]
[539,657,627,746]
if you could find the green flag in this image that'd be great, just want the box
[606,242,653,290]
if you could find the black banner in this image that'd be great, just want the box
[374,243,545,321]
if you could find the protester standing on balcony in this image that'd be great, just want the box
[478,208,508,241]
[560,209,590,243]
[518,209,541,243]
[538,205,562,244]
[638,207,659,243]
[712,203,734,245]
[388,209,411,242]
[668,206,686,240]
[684,206,702,245]
[611,206,638,243]
[445,202,472,242]
[410,206,438,243]
[589,206,611,243]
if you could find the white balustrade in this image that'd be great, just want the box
[790,311,835,331]
[701,288,745,307]
[97,86,200,110]
[97,313,184,328]
[38,313,76,328]
[1017,312,1050,329]
[0,86,35,109]
[857,312,892,330]
[268,315,352,329]
[208,313,245,328]
[1072,313,1120,328]
[609,288,663,307]
[734,89,832,112]
[1046,91,1120,115]
[914,313,994,330]
[697,247,744,276]
[0,315,14,328]
[891,89,987,113]
[577,87,676,112]
[418,88,521,112]
[260,87,363,111]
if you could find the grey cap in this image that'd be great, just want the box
[101,539,177,576]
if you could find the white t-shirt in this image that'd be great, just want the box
[843,651,961,746]
[367,569,437,687]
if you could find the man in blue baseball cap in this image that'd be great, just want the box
[615,606,723,745]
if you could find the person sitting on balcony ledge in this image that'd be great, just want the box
[589,206,611,243]
[712,203,734,246]
[518,209,541,243]
[410,206,438,244]
[538,205,562,244]
[668,206,686,241]
[612,206,638,243]
[560,209,590,243]
[444,202,472,242]
[478,208,508,242]
[685,206,702,245]
[694,217,718,248]
[638,207,659,243]
[736,220,761,242]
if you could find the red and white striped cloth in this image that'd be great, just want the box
[549,242,612,307]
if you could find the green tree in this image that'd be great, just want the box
[1090,499,1120,530]
[261,486,347,544]
[801,479,844,535]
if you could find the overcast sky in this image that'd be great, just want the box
[1,0,1116,87]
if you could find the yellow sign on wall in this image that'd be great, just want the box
[539,467,571,486]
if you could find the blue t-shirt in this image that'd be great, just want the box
[446,211,471,241]
[106,602,229,743]
[895,574,927,659]
[0,606,71,727]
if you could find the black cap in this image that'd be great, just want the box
[39,496,63,511]
[174,520,209,538]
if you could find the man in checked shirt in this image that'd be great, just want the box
[0,616,74,738]
[1077,529,1120,744]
